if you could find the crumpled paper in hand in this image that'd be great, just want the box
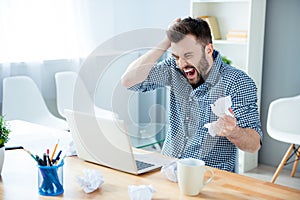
[128,185,154,200]
[204,96,233,137]
[160,160,178,182]
[77,169,104,193]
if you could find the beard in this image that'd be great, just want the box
[189,54,210,88]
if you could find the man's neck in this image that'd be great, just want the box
[192,75,205,89]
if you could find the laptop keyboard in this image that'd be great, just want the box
[136,160,155,170]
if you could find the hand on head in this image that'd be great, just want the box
[168,18,181,30]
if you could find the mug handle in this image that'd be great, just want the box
[203,167,214,186]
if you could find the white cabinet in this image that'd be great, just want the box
[190,0,266,173]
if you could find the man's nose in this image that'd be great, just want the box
[178,57,188,68]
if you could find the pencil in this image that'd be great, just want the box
[50,139,59,162]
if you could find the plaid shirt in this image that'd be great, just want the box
[130,50,262,172]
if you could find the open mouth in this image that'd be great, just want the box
[183,67,197,79]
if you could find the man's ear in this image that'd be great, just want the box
[205,43,214,55]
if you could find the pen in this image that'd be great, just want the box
[45,149,52,166]
[36,155,46,166]
[47,154,52,166]
[57,154,66,166]
[5,146,23,150]
[43,153,47,165]
[52,150,62,164]
[50,139,59,162]
[23,148,38,162]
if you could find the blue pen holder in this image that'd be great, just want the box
[37,161,64,196]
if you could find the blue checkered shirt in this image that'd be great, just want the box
[129,50,262,172]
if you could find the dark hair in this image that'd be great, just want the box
[166,17,212,46]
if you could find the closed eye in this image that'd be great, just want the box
[184,53,193,59]
[172,53,179,60]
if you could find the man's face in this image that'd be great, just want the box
[171,34,212,87]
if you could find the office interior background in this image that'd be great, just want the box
[0,0,299,174]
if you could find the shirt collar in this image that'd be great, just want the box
[205,50,222,87]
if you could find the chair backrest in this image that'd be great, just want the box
[55,71,78,118]
[2,76,68,130]
[2,76,53,120]
[267,94,300,141]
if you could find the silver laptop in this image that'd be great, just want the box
[64,109,176,175]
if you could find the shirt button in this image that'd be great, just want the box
[186,117,189,120]
[178,153,182,158]
[189,97,193,101]
[186,136,189,140]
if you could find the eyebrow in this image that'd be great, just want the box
[172,52,193,59]
[184,52,193,57]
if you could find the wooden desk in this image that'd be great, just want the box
[1,150,299,200]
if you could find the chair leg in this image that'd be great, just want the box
[291,145,300,177]
[271,144,295,183]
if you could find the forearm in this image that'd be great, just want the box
[121,37,171,88]
[227,127,261,153]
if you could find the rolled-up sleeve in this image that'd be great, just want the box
[229,72,263,139]
[129,57,174,92]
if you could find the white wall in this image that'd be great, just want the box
[0,0,189,117]
[113,0,189,34]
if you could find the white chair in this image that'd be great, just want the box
[55,71,78,118]
[2,76,68,130]
[266,94,300,183]
[55,71,117,119]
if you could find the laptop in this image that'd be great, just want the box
[64,109,176,175]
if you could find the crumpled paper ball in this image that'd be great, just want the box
[204,119,223,137]
[211,96,233,118]
[160,160,178,182]
[65,140,77,156]
[128,185,154,200]
[77,169,104,193]
[204,96,233,137]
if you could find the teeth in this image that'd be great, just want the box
[184,68,193,73]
